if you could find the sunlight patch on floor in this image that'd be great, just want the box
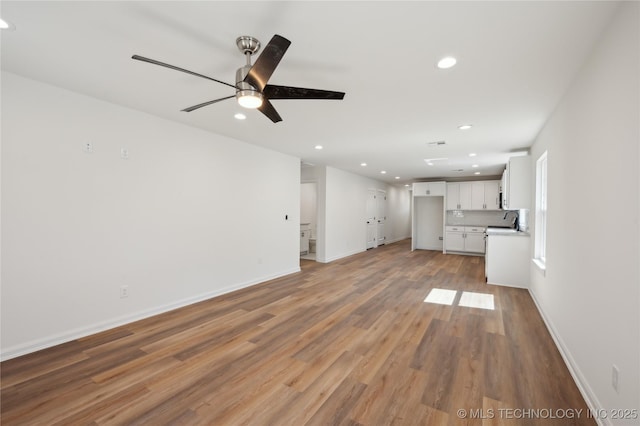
[459,291,495,310]
[423,288,457,305]
[424,288,494,310]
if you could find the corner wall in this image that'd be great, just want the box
[303,165,410,263]
[1,72,301,359]
[528,3,639,421]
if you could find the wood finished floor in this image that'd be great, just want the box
[1,239,595,425]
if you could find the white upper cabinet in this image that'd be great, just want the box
[502,156,531,210]
[447,180,500,210]
[446,183,472,210]
[471,181,500,210]
[413,181,445,197]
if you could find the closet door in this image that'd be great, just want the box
[366,189,377,249]
[376,189,386,246]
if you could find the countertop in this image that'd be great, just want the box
[485,227,530,237]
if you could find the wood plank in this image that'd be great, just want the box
[0,239,596,426]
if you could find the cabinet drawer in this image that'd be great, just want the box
[465,227,485,233]
[446,226,464,232]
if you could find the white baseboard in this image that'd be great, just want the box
[0,267,301,361]
[322,248,366,263]
[385,236,411,244]
[528,289,609,426]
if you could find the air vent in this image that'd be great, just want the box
[427,140,446,146]
[451,169,464,172]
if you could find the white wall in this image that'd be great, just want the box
[1,72,301,360]
[414,196,444,250]
[528,3,639,422]
[308,166,410,263]
[386,185,412,244]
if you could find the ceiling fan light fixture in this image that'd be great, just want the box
[237,90,263,109]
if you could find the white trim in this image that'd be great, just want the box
[385,236,410,245]
[528,289,610,426]
[0,267,301,361]
[532,258,547,276]
[320,248,366,263]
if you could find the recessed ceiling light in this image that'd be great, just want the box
[426,162,434,166]
[0,18,15,30]
[380,170,387,174]
[474,171,481,175]
[360,162,367,167]
[314,145,323,150]
[437,56,457,69]
[469,153,477,157]
[472,164,479,168]
[404,184,410,187]
[234,113,246,120]
[395,176,400,180]
[458,124,473,130]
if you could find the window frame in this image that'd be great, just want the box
[533,151,548,273]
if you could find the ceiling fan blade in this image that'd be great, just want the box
[132,55,236,89]
[244,35,291,91]
[258,99,283,123]
[181,95,235,112]
[263,85,345,100]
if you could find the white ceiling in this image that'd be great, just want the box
[0,1,619,184]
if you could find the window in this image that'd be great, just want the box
[534,151,548,272]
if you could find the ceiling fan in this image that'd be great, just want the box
[132,34,345,123]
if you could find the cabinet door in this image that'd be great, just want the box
[471,182,486,209]
[446,183,460,210]
[484,181,500,210]
[465,233,486,253]
[501,169,509,210]
[459,182,473,209]
[445,231,465,252]
[412,182,429,196]
[413,182,445,196]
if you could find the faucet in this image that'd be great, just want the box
[503,210,519,228]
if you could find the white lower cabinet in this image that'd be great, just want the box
[486,234,530,287]
[445,226,486,254]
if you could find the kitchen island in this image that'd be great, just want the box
[485,228,530,288]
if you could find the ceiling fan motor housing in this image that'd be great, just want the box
[236,65,263,107]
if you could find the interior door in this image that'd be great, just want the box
[376,189,386,246]
[366,189,377,249]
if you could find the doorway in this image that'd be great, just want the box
[300,182,317,260]
[366,188,387,249]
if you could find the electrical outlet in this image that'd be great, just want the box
[84,142,93,153]
[120,148,129,159]
[612,364,619,393]
[120,285,129,299]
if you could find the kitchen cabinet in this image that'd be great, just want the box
[471,181,500,210]
[446,183,472,210]
[446,180,499,210]
[445,226,485,254]
[465,227,487,253]
[413,181,445,197]
[445,226,465,251]
[502,156,531,210]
